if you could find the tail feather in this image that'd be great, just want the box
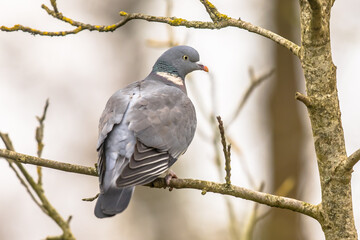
[94,186,134,218]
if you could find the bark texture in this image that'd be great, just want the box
[299,0,357,239]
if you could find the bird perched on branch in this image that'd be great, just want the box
[95,46,208,218]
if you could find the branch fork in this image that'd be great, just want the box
[0,0,300,57]
[295,92,312,108]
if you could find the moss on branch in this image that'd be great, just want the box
[0,0,300,57]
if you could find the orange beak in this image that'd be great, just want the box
[198,64,209,72]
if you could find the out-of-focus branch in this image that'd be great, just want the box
[0,148,319,220]
[0,137,75,240]
[50,0,59,13]
[227,68,274,128]
[241,182,265,240]
[146,0,180,48]
[36,99,49,158]
[35,99,49,185]
[0,0,300,56]
[0,133,45,211]
[0,101,75,240]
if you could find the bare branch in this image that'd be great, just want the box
[0,148,319,219]
[50,0,59,13]
[146,0,180,48]
[216,116,232,186]
[343,149,360,171]
[124,9,300,57]
[0,133,46,212]
[36,99,49,157]
[241,182,265,240]
[227,68,274,127]
[82,193,99,202]
[148,178,319,220]
[35,99,49,185]
[0,1,300,57]
[0,24,84,36]
[199,0,225,23]
[295,92,312,108]
[0,148,97,176]
[0,135,75,240]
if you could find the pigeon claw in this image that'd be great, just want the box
[165,170,178,191]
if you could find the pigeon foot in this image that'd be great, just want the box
[165,169,178,191]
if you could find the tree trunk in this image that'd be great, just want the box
[262,0,303,239]
[299,0,357,239]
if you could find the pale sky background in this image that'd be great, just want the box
[0,0,360,239]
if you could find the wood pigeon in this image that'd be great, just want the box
[94,45,208,218]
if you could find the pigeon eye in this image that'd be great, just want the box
[182,55,189,61]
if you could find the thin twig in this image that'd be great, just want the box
[50,0,59,13]
[241,182,265,240]
[0,0,300,57]
[0,133,46,212]
[225,197,240,240]
[82,193,99,202]
[253,177,296,224]
[227,68,274,127]
[146,0,179,48]
[0,135,75,240]
[343,148,360,171]
[295,92,312,108]
[199,0,225,22]
[226,135,256,188]
[36,99,49,157]
[0,148,319,219]
[35,99,49,185]
[2,98,73,240]
[216,116,232,186]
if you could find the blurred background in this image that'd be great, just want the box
[1,0,360,239]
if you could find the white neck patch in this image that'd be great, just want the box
[156,72,183,86]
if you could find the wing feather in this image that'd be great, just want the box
[97,82,140,190]
[116,141,172,187]
[127,81,197,158]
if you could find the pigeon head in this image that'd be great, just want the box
[152,46,208,80]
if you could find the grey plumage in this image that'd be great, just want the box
[95,46,208,218]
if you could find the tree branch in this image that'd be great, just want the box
[0,0,300,57]
[343,148,360,171]
[0,148,319,220]
[295,92,312,108]
[216,116,232,186]
[0,149,97,176]
[35,99,49,186]
[199,0,226,22]
[148,178,319,220]
[0,133,46,212]
[227,68,274,127]
[0,137,75,240]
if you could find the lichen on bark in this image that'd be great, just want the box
[299,0,357,239]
